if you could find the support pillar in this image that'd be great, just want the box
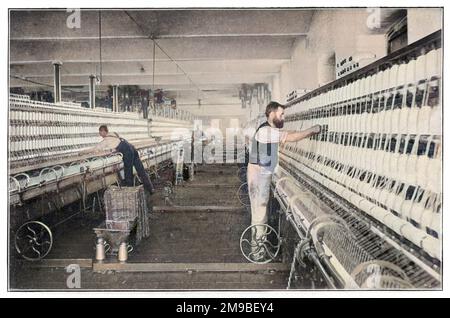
[89,74,96,109]
[112,85,119,112]
[52,61,62,103]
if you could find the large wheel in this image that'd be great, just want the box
[237,182,250,207]
[240,224,281,264]
[15,221,53,261]
[351,260,413,289]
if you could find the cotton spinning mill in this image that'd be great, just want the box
[7,8,442,290]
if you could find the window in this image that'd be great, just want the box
[387,16,408,54]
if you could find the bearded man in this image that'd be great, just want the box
[247,101,321,261]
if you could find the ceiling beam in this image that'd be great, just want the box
[10,75,272,87]
[16,71,278,78]
[10,58,290,65]
[10,33,307,41]
[10,10,314,39]
[10,37,295,61]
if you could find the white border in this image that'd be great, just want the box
[1,0,448,298]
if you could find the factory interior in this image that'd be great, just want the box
[8,8,442,291]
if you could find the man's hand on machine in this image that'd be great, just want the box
[77,149,114,157]
[309,124,321,135]
[77,149,91,156]
[284,125,322,142]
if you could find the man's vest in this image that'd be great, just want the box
[248,121,279,168]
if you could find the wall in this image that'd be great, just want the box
[277,9,387,103]
[407,8,443,44]
[276,8,443,104]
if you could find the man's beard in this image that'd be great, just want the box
[273,118,284,128]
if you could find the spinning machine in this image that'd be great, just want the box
[241,31,442,289]
[9,94,195,261]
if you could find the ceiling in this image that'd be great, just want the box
[9,9,315,104]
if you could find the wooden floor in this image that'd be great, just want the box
[10,267,288,290]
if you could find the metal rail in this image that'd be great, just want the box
[274,159,440,288]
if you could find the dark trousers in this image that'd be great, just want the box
[116,140,155,193]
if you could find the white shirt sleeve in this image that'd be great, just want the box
[255,126,288,143]
[243,127,256,139]
[92,136,120,152]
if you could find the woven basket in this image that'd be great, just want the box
[104,185,143,222]
[103,185,150,240]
